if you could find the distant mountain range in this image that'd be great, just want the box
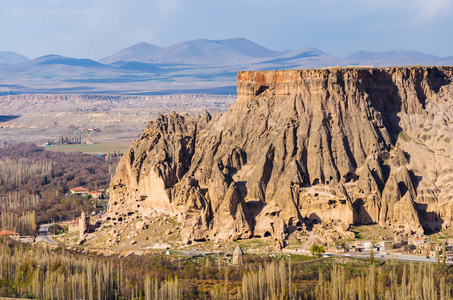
[0,51,29,64]
[0,38,452,95]
[346,50,453,66]
[100,38,282,65]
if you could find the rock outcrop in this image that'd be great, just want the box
[79,212,89,244]
[108,66,453,243]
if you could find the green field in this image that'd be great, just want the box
[45,142,129,154]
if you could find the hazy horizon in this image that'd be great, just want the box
[1,0,452,60]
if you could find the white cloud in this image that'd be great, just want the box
[417,0,453,20]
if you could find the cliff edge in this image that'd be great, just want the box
[107,66,453,244]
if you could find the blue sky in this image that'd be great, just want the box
[1,0,452,59]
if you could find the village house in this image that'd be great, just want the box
[363,241,373,251]
[377,241,393,251]
[350,241,365,252]
[0,230,20,240]
[424,244,451,259]
[67,221,79,233]
[70,187,89,195]
[394,235,408,246]
[98,188,109,197]
[411,237,426,246]
[88,191,102,199]
[414,240,435,256]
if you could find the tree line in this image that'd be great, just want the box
[0,143,119,232]
[1,237,453,299]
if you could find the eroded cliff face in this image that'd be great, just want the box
[108,66,453,243]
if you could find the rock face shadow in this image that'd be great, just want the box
[352,198,374,225]
[417,203,444,234]
[0,115,20,122]
[353,68,451,231]
[245,200,265,220]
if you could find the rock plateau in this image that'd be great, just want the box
[107,66,453,244]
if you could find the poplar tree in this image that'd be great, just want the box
[436,242,440,266]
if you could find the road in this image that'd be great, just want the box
[20,227,453,265]
[35,224,59,246]
[332,252,453,264]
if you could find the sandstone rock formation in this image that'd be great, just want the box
[79,212,89,244]
[233,245,244,265]
[108,66,453,243]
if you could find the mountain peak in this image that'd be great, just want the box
[100,42,162,64]
[101,38,282,65]
[19,54,107,69]
[0,51,29,64]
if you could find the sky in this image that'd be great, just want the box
[0,0,452,60]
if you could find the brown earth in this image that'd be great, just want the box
[0,94,234,147]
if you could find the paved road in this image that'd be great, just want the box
[35,224,59,246]
[22,227,453,264]
[332,252,453,264]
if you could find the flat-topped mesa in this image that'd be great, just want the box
[108,66,453,245]
[237,66,453,113]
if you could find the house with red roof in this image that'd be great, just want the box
[0,230,20,240]
[70,187,89,195]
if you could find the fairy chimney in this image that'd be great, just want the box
[233,245,244,265]
[79,212,88,241]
